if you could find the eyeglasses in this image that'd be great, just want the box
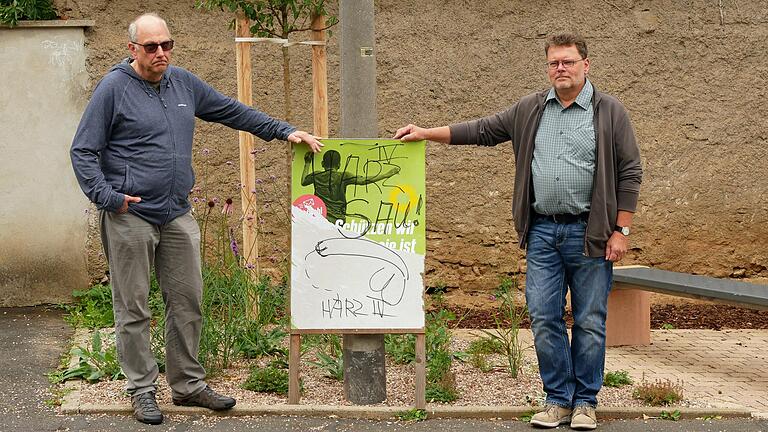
[546,58,584,70]
[132,40,174,54]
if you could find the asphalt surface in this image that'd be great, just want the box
[1,306,766,432]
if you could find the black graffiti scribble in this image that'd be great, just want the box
[301,149,400,226]
[303,237,410,315]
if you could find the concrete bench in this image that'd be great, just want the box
[605,266,768,346]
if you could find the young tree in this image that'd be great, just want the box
[196,0,337,122]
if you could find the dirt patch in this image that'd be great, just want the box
[437,281,768,331]
[444,303,768,331]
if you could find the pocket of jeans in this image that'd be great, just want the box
[569,128,596,163]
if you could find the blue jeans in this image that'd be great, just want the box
[525,217,612,408]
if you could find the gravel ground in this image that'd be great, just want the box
[74,332,706,410]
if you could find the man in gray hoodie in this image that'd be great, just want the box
[394,34,642,430]
[70,13,322,425]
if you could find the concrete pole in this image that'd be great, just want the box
[339,0,387,405]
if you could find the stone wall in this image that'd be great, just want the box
[57,0,768,293]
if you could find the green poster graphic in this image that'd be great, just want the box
[290,139,426,330]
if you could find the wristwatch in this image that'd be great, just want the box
[614,225,630,236]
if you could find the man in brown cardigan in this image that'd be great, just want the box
[395,33,642,430]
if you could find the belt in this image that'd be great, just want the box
[534,212,590,224]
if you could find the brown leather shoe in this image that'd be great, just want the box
[131,392,163,425]
[172,385,236,410]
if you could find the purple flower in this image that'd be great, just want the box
[222,198,234,215]
[245,263,255,269]
[229,228,240,258]
[255,179,264,185]
[202,148,210,156]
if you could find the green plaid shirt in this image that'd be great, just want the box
[531,80,596,215]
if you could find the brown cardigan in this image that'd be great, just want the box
[449,85,643,257]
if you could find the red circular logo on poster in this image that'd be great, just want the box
[292,194,327,218]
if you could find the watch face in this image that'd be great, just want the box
[620,226,630,236]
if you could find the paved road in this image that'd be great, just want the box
[2,306,766,432]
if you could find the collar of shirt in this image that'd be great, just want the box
[545,79,594,110]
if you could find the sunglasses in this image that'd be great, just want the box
[132,40,174,54]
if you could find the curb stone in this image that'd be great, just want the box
[58,381,81,414]
[56,328,757,421]
[60,383,753,421]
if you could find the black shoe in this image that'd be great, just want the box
[172,385,236,411]
[131,392,163,425]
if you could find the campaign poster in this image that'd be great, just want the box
[290,139,426,330]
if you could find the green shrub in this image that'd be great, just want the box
[0,0,57,27]
[237,324,287,359]
[63,285,114,329]
[149,265,284,376]
[385,334,415,364]
[468,336,505,355]
[425,372,458,403]
[49,331,124,384]
[469,351,493,372]
[426,350,452,384]
[604,370,633,387]
[242,365,291,394]
[307,334,343,381]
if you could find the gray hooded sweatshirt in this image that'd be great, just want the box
[71,59,295,226]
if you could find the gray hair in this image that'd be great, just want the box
[128,13,168,43]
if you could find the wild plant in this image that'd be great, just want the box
[307,334,344,381]
[49,331,124,383]
[480,275,529,377]
[63,284,114,329]
[633,377,684,406]
[604,370,633,387]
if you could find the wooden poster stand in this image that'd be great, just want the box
[234,12,427,411]
[288,328,427,410]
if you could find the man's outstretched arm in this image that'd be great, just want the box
[393,124,451,143]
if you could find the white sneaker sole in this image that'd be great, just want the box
[570,421,597,430]
[530,418,571,428]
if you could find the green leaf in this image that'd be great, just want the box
[91,331,102,353]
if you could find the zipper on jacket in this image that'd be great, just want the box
[158,79,175,225]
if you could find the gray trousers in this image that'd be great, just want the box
[100,210,206,399]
